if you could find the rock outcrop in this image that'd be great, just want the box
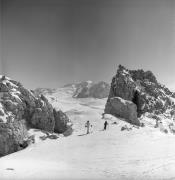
[0,120,28,157]
[53,109,70,133]
[106,97,140,126]
[105,65,175,124]
[0,76,70,157]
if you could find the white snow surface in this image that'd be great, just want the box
[1,86,175,179]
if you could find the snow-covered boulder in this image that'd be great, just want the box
[105,97,140,126]
[0,76,70,157]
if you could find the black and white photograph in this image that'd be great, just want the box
[1,0,175,179]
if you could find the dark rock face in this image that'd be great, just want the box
[106,97,140,126]
[73,81,110,99]
[53,109,69,133]
[105,65,175,122]
[0,76,70,157]
[0,120,28,157]
[30,95,55,132]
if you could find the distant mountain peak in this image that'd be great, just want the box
[72,81,110,99]
[35,80,110,99]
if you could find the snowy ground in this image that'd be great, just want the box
[1,87,175,179]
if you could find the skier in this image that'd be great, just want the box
[104,121,108,130]
[85,121,90,134]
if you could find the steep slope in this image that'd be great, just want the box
[105,65,175,122]
[0,76,70,157]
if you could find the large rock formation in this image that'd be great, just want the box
[105,65,175,124]
[0,76,70,157]
[53,109,70,133]
[0,120,28,157]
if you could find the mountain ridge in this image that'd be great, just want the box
[35,80,110,99]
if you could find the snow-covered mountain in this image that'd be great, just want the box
[72,81,110,98]
[35,80,110,99]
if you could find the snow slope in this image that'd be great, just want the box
[1,86,175,179]
[1,125,175,180]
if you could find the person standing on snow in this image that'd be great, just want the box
[104,121,108,130]
[85,121,90,134]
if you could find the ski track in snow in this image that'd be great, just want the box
[1,87,175,179]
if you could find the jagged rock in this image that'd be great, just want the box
[0,120,28,157]
[106,97,140,126]
[1,76,6,81]
[53,109,70,133]
[121,125,132,131]
[30,94,55,132]
[31,107,55,132]
[63,125,73,137]
[105,65,175,121]
[0,83,9,92]
[0,75,71,157]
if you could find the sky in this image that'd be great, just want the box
[1,0,175,90]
